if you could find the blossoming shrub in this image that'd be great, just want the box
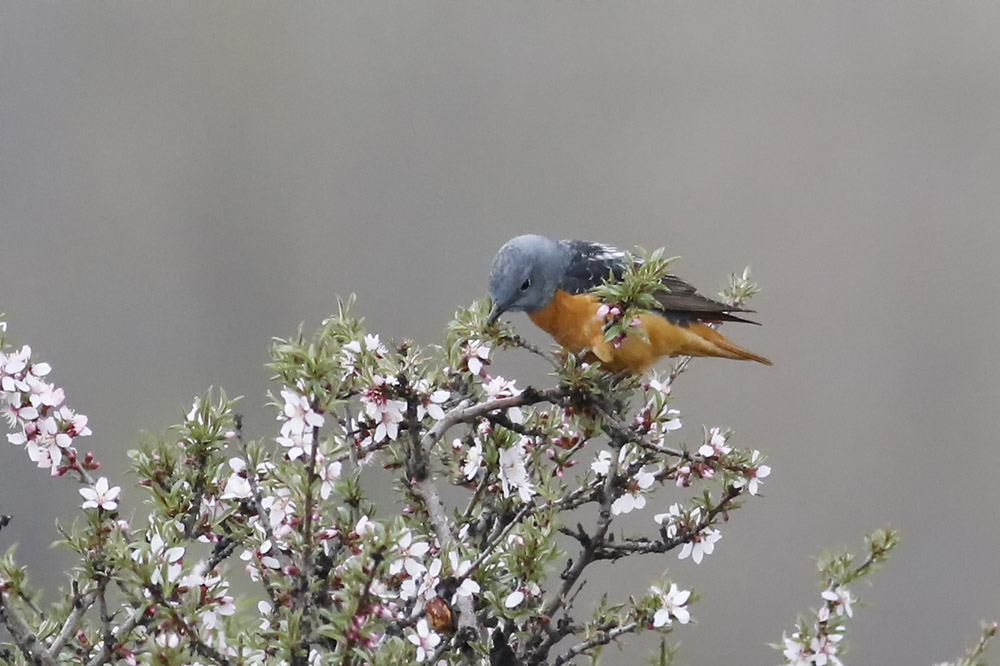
[0,276,993,666]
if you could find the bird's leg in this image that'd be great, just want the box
[606,369,632,386]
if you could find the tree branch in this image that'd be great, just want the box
[420,387,565,452]
[46,585,99,658]
[0,590,58,666]
[527,418,624,666]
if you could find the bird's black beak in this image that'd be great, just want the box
[486,301,504,325]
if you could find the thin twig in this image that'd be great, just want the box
[83,601,148,666]
[145,582,231,666]
[420,388,565,452]
[552,620,640,666]
[235,428,291,573]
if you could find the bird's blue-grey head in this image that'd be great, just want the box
[487,235,571,323]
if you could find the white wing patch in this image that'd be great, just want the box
[589,243,625,262]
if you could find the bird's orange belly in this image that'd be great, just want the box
[528,290,669,373]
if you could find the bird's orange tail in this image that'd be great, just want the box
[688,323,773,366]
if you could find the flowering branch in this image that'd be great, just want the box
[946,622,999,666]
[777,527,901,666]
[1,267,987,666]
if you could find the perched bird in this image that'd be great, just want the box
[487,234,772,373]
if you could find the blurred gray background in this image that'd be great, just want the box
[2,3,999,663]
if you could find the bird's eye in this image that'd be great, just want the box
[520,278,531,291]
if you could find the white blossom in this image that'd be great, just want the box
[678,527,722,564]
[276,429,314,460]
[733,449,771,496]
[591,450,612,476]
[447,552,480,599]
[482,376,524,423]
[698,427,732,458]
[415,381,450,421]
[361,377,407,443]
[407,619,441,662]
[389,530,430,577]
[220,458,252,500]
[462,442,483,480]
[261,488,295,533]
[810,632,844,666]
[821,586,854,618]
[653,503,684,536]
[279,388,324,438]
[79,477,121,511]
[650,583,691,627]
[135,532,185,586]
[611,466,656,515]
[499,439,535,502]
[782,634,811,666]
[319,461,342,500]
[465,340,491,375]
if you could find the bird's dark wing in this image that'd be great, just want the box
[557,239,628,294]
[654,274,759,325]
[558,239,758,326]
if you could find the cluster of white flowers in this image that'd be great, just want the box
[482,375,525,424]
[179,563,237,630]
[360,375,407,443]
[2,339,92,475]
[131,531,186,587]
[278,387,324,441]
[590,446,659,516]
[636,378,682,438]
[654,504,722,564]
[2,322,785,665]
[781,585,854,666]
[782,631,844,666]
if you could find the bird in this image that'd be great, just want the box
[486,234,772,373]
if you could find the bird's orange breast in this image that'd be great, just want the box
[527,290,606,360]
[527,289,771,373]
[528,290,661,373]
